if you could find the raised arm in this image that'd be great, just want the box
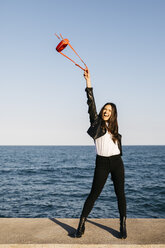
[84,68,92,88]
[84,69,98,125]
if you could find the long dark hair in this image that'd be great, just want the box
[99,102,119,143]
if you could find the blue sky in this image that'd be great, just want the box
[0,0,165,145]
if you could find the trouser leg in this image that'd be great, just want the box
[111,157,126,217]
[81,155,109,217]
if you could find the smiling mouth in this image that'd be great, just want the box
[104,114,109,117]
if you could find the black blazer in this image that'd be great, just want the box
[85,87,122,156]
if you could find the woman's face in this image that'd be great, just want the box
[102,104,112,121]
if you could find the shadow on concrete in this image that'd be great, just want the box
[87,219,120,239]
[49,218,76,238]
[49,218,120,239]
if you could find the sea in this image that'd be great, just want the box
[0,146,164,218]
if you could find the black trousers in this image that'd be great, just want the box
[81,154,126,218]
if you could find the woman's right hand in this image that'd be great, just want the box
[84,68,92,88]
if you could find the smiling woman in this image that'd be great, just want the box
[99,102,119,143]
[101,104,112,120]
[73,69,127,239]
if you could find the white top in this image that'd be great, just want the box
[95,131,120,157]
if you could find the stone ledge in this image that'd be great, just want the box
[0,218,164,248]
[1,245,165,248]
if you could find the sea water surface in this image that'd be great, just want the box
[0,146,164,218]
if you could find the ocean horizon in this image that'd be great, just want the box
[0,145,164,218]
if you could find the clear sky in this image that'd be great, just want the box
[0,0,165,145]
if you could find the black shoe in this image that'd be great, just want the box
[120,216,127,239]
[74,216,86,238]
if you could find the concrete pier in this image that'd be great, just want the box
[0,218,165,248]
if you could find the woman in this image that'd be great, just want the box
[74,69,127,239]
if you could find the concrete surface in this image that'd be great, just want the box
[0,218,165,248]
